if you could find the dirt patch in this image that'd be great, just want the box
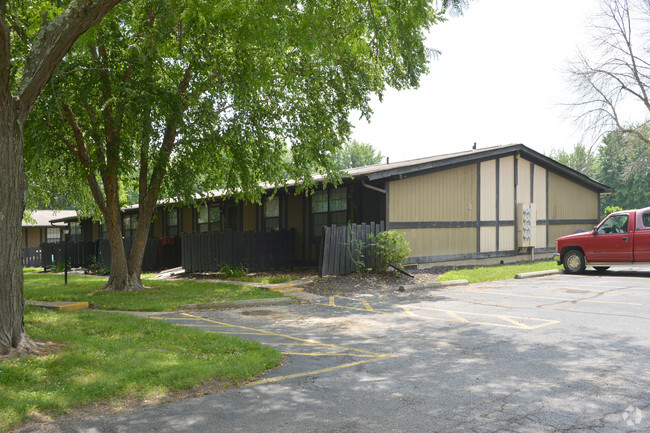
[301,267,455,296]
[0,341,65,362]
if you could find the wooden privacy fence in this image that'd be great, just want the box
[23,246,43,267]
[181,229,294,273]
[40,237,182,272]
[319,221,385,277]
[41,241,96,269]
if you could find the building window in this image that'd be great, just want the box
[46,227,61,243]
[122,214,138,238]
[198,204,221,232]
[166,209,178,237]
[264,196,280,232]
[328,188,348,225]
[311,187,348,237]
[69,222,82,242]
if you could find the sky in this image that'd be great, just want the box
[350,0,604,162]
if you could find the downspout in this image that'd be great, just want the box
[361,179,386,195]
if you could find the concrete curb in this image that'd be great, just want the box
[260,276,318,290]
[179,297,292,311]
[514,269,563,279]
[26,300,90,312]
[398,279,468,292]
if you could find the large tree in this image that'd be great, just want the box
[333,140,384,170]
[567,0,650,164]
[0,1,122,356]
[596,127,650,213]
[549,143,596,178]
[26,0,463,292]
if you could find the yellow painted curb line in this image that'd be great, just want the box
[278,288,304,294]
[58,302,90,312]
[270,285,296,291]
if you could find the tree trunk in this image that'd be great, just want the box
[102,178,143,291]
[0,99,33,355]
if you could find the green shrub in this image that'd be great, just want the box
[369,230,411,272]
[219,263,248,279]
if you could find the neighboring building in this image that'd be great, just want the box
[23,144,613,269]
[22,210,77,248]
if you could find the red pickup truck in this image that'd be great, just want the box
[555,206,650,273]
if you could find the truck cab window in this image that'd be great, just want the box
[597,215,629,234]
[643,213,650,228]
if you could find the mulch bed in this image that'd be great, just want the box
[300,267,455,296]
[167,266,457,296]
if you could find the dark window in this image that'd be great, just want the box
[264,196,280,232]
[69,222,82,242]
[46,227,61,243]
[198,204,221,232]
[166,209,178,237]
[643,213,650,228]
[122,215,138,238]
[311,187,348,238]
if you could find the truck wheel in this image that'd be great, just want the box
[594,266,610,273]
[563,250,586,274]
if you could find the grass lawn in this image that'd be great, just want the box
[23,271,283,311]
[0,308,282,432]
[437,260,560,284]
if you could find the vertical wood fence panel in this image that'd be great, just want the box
[318,221,386,277]
[39,237,181,272]
[23,247,43,267]
[181,229,294,272]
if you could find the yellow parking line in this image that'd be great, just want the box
[445,311,470,323]
[314,298,559,330]
[179,313,384,356]
[467,290,642,306]
[247,356,395,387]
[153,313,397,386]
[361,299,376,312]
[400,306,418,317]
[497,315,532,330]
[281,352,380,358]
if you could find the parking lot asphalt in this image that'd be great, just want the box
[27,267,650,433]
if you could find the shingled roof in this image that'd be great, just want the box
[22,210,77,227]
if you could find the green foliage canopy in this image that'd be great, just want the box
[26,0,449,217]
[333,140,383,170]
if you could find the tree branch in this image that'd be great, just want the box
[60,102,108,214]
[142,64,193,209]
[16,0,121,123]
